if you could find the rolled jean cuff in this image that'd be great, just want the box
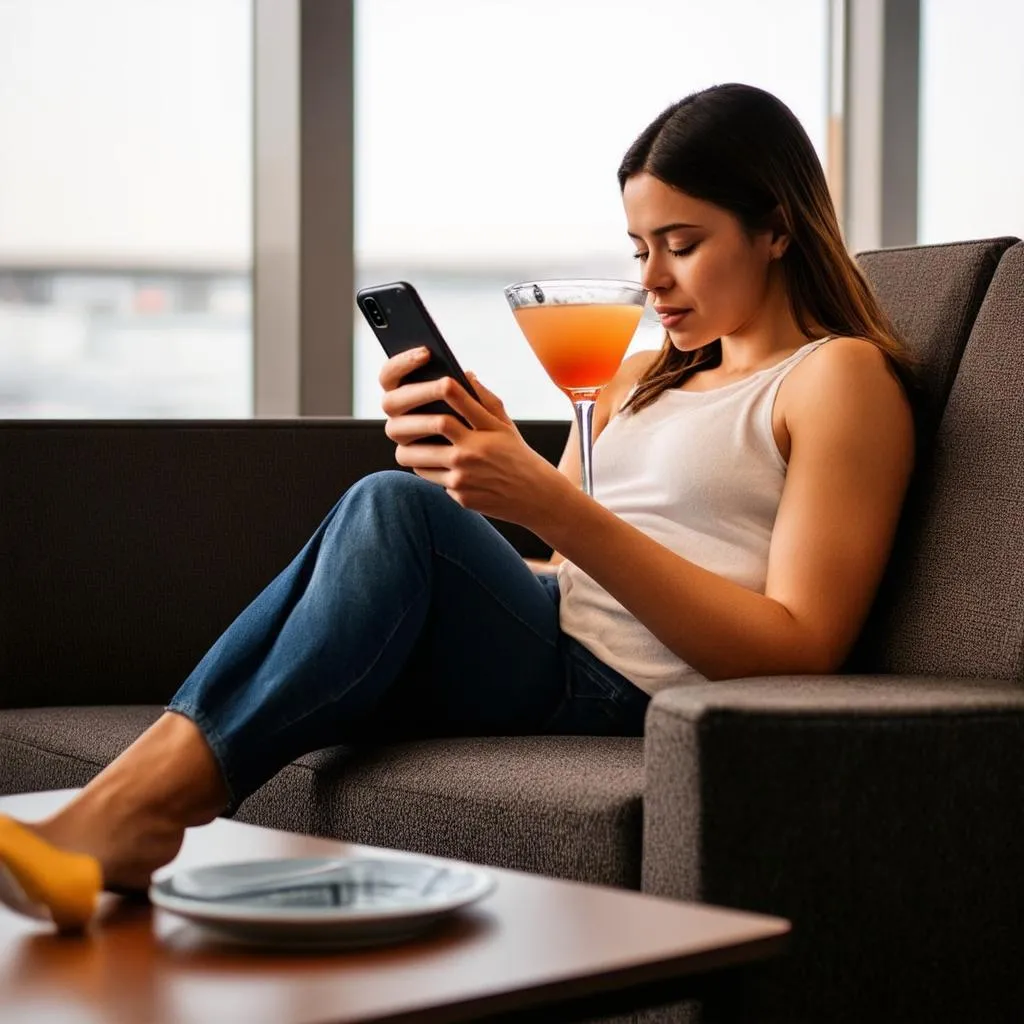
[164,699,241,816]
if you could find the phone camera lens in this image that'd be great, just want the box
[364,298,388,328]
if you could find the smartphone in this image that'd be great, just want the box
[356,281,480,444]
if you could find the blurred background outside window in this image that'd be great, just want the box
[0,0,252,417]
[918,0,1024,245]
[353,0,828,419]
[1,1,1022,420]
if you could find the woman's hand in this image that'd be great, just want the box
[379,347,574,529]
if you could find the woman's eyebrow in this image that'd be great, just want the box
[627,222,701,240]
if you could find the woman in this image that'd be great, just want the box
[0,83,917,929]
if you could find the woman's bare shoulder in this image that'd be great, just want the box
[624,348,663,377]
[601,349,662,416]
[782,335,913,441]
[786,336,908,404]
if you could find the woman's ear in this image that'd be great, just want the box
[766,205,792,260]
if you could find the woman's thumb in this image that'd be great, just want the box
[467,372,508,418]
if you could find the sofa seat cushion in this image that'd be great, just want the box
[0,705,165,791]
[299,737,645,888]
[0,707,645,889]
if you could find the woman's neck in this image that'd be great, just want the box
[717,270,819,375]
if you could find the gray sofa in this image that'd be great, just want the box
[2,236,1023,1023]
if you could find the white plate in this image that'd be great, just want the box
[150,854,496,949]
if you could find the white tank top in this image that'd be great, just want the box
[557,336,834,695]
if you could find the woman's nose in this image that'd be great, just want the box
[640,252,673,292]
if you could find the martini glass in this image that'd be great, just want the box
[504,279,646,496]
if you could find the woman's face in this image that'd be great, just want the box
[622,172,782,350]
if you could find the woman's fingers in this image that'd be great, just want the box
[409,468,449,488]
[385,412,469,446]
[378,346,430,393]
[438,376,503,431]
[466,372,511,423]
[393,441,455,469]
[381,374,473,418]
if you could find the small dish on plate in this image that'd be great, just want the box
[150,854,496,949]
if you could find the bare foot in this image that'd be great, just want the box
[31,711,230,892]
[28,810,186,892]
[1,714,229,928]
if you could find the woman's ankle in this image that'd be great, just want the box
[31,711,229,888]
[80,711,230,827]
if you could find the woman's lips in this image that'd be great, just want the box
[657,308,692,328]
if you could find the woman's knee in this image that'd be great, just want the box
[344,469,438,510]
[328,470,448,540]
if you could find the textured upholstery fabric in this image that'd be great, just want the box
[642,676,1024,1024]
[0,419,568,711]
[0,706,644,888]
[859,243,1024,679]
[0,705,323,836]
[296,737,644,887]
[856,236,1016,443]
[0,706,162,794]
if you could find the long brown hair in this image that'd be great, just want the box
[618,83,922,415]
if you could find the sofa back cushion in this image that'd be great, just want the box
[856,236,1017,444]
[0,420,568,709]
[854,242,1024,679]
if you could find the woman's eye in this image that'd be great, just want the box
[632,251,649,262]
[669,243,698,257]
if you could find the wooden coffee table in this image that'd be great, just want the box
[0,790,788,1023]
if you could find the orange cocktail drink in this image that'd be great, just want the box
[504,279,647,496]
[512,303,643,396]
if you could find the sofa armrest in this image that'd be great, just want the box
[642,674,1024,1022]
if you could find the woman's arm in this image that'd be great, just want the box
[387,338,913,681]
[523,557,561,574]
[531,339,916,680]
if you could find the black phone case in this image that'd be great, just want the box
[356,282,479,444]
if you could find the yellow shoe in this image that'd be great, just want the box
[0,815,102,931]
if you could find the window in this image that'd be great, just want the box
[354,0,829,419]
[0,0,252,417]
[919,0,1024,245]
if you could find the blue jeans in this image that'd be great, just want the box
[167,471,650,809]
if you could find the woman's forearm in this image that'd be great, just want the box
[522,557,559,574]
[534,480,827,681]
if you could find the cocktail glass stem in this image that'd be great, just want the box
[571,395,598,497]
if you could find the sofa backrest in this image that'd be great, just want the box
[853,241,1024,680]
[856,237,1017,445]
[0,420,568,709]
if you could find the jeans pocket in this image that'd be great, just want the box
[542,640,649,737]
[542,689,621,736]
